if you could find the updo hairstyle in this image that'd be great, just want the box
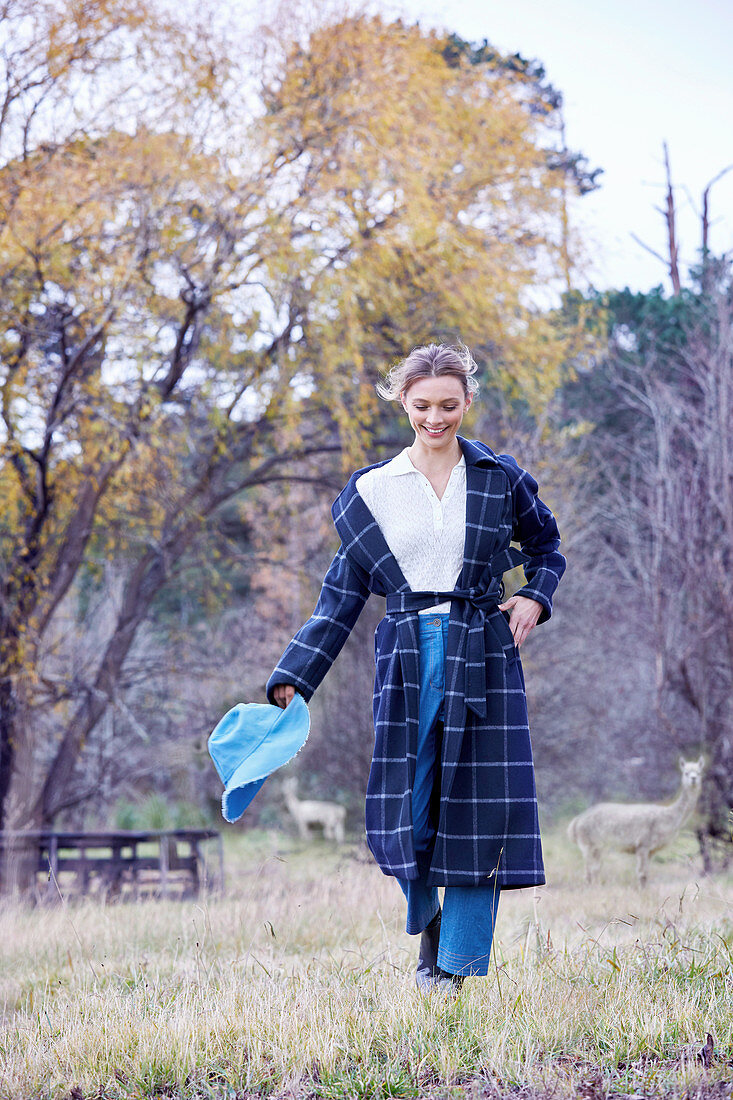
[376,343,479,402]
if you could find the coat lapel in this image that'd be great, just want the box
[331,467,410,595]
[459,437,507,588]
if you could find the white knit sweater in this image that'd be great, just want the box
[356,448,466,613]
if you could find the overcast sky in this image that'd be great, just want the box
[391,0,733,292]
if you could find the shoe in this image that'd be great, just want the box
[418,967,465,998]
[415,909,442,991]
[435,967,465,997]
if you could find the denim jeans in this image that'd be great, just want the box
[397,612,501,977]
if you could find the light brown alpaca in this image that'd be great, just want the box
[567,756,705,887]
[282,777,346,843]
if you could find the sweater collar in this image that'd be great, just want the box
[387,447,466,476]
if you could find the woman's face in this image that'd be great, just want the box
[401,375,472,452]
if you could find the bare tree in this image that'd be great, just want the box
[631,142,681,295]
[602,278,733,866]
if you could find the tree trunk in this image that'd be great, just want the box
[0,679,44,894]
[0,679,16,832]
[39,550,170,822]
[662,143,681,296]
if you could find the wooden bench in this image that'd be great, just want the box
[0,829,224,901]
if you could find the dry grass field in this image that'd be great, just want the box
[1,824,732,1099]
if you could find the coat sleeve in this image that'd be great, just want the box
[266,544,371,704]
[501,455,566,623]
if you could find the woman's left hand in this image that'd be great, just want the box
[497,595,543,647]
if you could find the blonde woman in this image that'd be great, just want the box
[269,344,565,993]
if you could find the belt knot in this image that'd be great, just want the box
[384,545,528,719]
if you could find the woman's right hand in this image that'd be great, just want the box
[272,683,296,709]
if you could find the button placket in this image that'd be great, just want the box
[418,475,444,533]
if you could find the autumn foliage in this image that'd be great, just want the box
[0,0,591,888]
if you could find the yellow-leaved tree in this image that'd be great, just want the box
[0,2,594,889]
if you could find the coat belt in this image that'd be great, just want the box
[384,546,529,719]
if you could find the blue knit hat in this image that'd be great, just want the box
[207,694,310,823]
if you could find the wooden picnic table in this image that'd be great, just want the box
[0,828,224,901]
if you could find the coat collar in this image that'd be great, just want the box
[458,436,500,467]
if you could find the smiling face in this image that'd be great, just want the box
[401,374,472,454]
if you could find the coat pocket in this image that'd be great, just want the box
[494,609,520,665]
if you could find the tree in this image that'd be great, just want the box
[0,4,591,890]
[258,14,594,411]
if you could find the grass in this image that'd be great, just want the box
[0,824,732,1099]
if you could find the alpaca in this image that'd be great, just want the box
[282,777,346,843]
[567,756,704,887]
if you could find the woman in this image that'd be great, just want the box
[268,344,565,993]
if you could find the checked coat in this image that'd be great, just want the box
[266,437,566,888]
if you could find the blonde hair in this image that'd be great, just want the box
[376,343,479,402]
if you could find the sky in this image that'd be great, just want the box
[391,0,733,292]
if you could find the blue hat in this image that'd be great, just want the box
[207,694,310,823]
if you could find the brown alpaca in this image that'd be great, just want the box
[567,756,704,887]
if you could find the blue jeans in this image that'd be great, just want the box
[397,612,501,977]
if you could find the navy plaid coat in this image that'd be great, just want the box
[267,437,565,887]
